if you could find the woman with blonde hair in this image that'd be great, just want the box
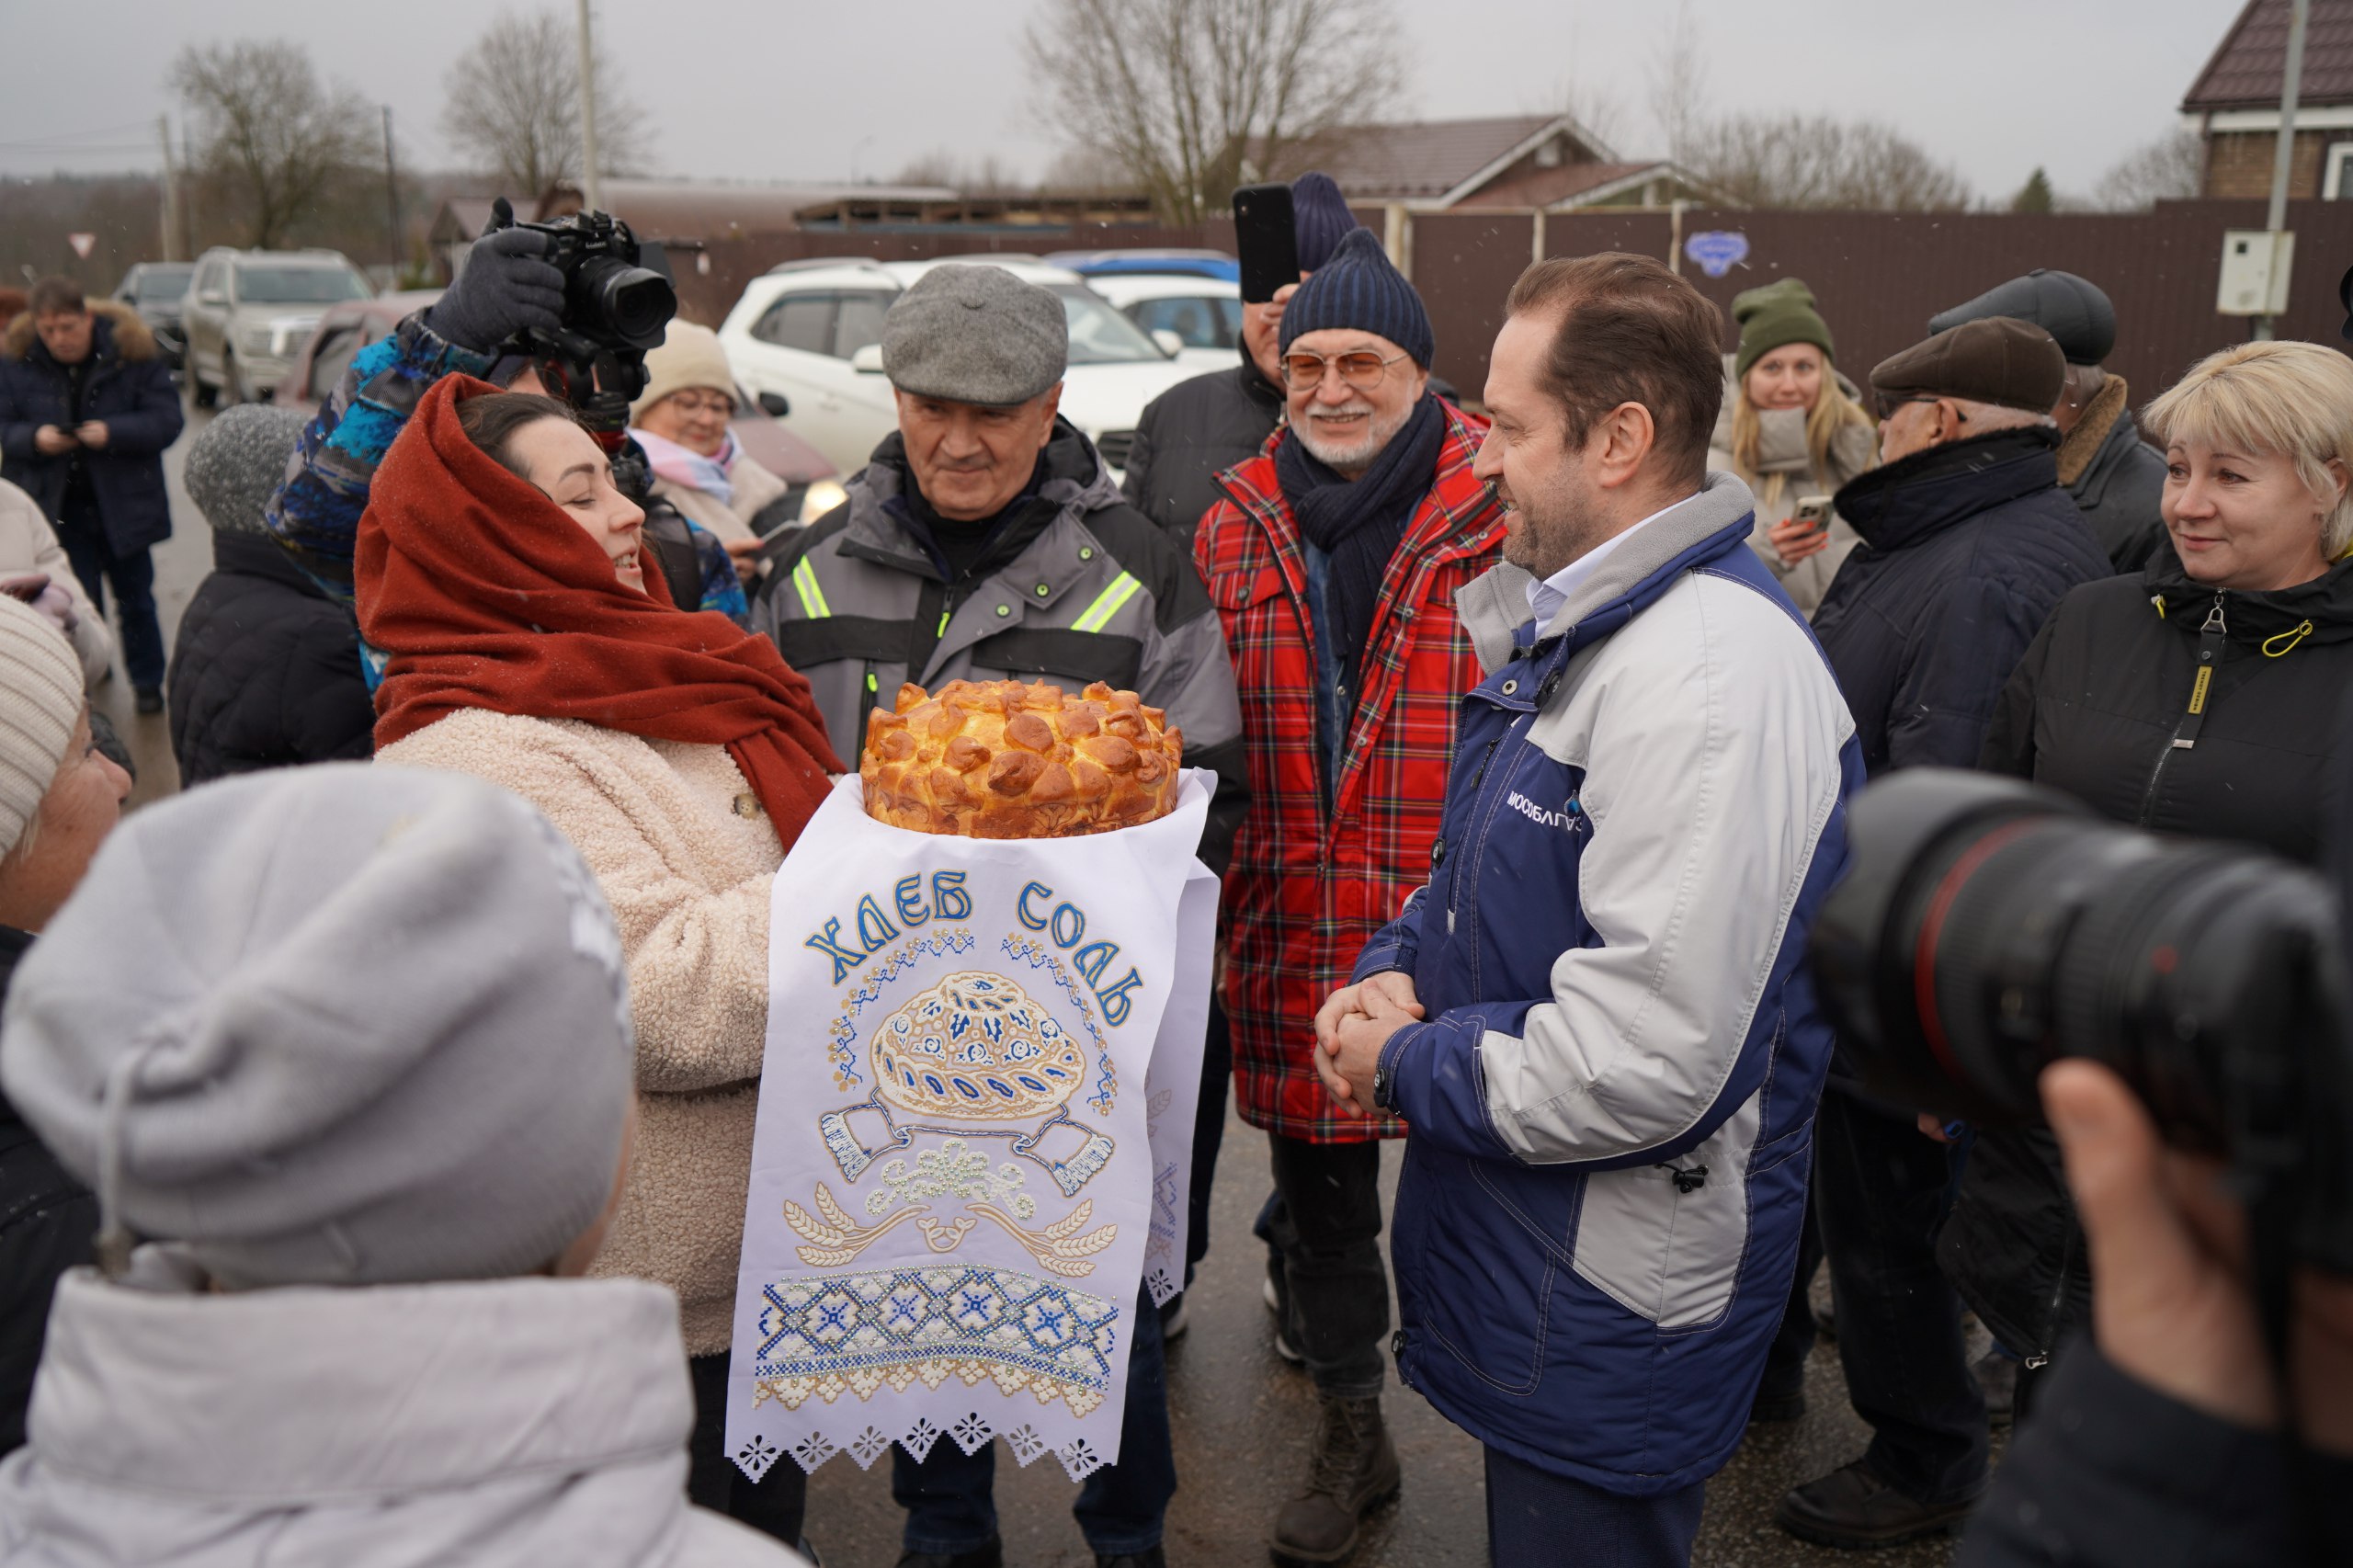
[1950,338,2353,1427]
[1708,278,1879,616]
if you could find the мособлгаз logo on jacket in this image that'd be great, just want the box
[1506,790,1586,834]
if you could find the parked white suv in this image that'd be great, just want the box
[183,248,373,407]
[717,258,1203,481]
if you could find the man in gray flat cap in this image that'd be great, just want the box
[1929,268,2168,574]
[753,263,1243,866]
[753,264,1237,1568]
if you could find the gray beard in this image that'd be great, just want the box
[1294,400,1414,474]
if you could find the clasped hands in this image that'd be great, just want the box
[1311,971,1423,1117]
[33,423,108,455]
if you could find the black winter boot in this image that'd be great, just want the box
[1268,1392,1400,1564]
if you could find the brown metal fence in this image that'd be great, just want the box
[1415,199,2353,410]
[662,199,2353,418]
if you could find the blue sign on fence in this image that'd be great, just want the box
[1684,231,1750,278]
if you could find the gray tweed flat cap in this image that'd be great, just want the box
[185,404,311,538]
[881,265,1068,406]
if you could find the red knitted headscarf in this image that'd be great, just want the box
[357,376,845,845]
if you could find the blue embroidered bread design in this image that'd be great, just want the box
[873,971,1086,1119]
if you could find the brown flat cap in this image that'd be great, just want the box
[1869,316,2064,415]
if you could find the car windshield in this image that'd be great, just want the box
[236,267,370,305]
[133,266,191,301]
[1052,286,1169,365]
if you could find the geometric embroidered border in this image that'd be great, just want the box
[754,1265,1118,1402]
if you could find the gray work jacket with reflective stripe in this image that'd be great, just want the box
[750,426,1248,871]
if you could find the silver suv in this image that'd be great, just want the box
[183,248,373,407]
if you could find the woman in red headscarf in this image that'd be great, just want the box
[357,378,843,1548]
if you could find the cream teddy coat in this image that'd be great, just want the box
[378,708,783,1355]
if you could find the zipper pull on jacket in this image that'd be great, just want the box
[2173,593,2229,751]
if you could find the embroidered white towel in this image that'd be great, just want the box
[727,770,1215,1483]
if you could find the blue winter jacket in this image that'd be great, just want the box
[0,304,183,556]
[264,311,746,626]
[1351,474,1864,1494]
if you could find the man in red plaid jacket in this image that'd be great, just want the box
[1192,228,1505,1565]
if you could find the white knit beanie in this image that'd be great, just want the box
[630,320,737,421]
[0,595,84,859]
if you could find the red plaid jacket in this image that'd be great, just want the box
[1194,401,1506,1143]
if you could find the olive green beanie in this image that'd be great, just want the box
[1733,277,1836,382]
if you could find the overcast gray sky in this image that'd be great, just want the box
[0,0,2233,202]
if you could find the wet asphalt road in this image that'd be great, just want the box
[122,398,1976,1568]
[798,1102,1977,1568]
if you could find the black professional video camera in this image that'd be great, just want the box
[1807,768,2353,1275]
[482,200,677,444]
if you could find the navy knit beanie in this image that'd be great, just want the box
[1279,228,1435,368]
[1290,172,1358,274]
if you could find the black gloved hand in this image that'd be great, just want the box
[426,217,565,354]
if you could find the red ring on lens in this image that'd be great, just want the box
[1912,822,2036,1089]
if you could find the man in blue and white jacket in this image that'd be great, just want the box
[1315,253,1864,1565]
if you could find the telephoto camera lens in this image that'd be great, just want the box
[1808,769,2343,1162]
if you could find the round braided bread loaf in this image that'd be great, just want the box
[860,678,1183,837]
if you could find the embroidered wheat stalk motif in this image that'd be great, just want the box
[784,1183,927,1267]
[967,1199,1119,1278]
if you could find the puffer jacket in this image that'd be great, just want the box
[1706,364,1878,618]
[1984,551,2353,859]
[2054,373,2169,574]
[0,1255,808,1566]
[1815,428,2108,780]
[1350,472,1862,1491]
[1120,361,1287,547]
[1951,550,2353,1361]
[266,312,745,623]
[0,303,182,557]
[0,929,93,1460]
[1195,403,1505,1144]
[754,420,1246,871]
[167,530,375,788]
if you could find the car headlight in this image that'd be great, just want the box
[799,479,849,523]
[239,325,276,357]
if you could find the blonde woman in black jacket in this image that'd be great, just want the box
[1955,339,2353,1425]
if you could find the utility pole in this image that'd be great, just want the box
[2256,0,2310,342]
[156,115,179,263]
[181,123,198,259]
[382,106,403,283]
[574,0,602,210]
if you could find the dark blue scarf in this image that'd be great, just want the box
[1275,393,1445,692]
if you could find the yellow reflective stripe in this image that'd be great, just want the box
[791,556,830,619]
[1071,572,1142,633]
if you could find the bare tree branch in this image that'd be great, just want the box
[2091,130,2204,211]
[171,41,376,250]
[440,7,654,204]
[1645,0,1709,166]
[1679,113,1972,210]
[1024,0,1405,222]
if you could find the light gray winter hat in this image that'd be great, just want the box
[0,764,635,1289]
[881,264,1069,407]
[182,404,311,539]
